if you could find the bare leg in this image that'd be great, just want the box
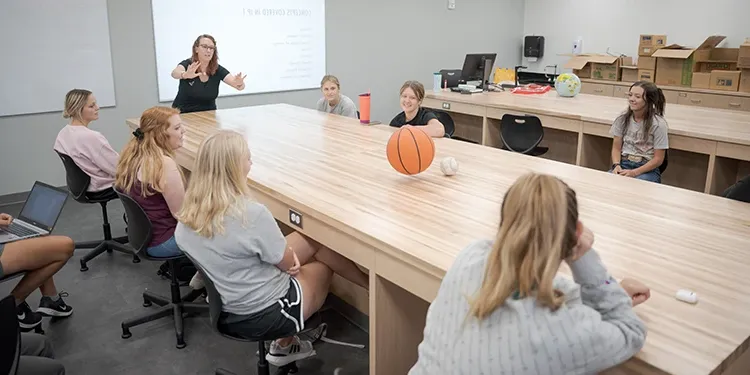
[277,261,333,346]
[285,232,368,291]
[0,236,74,304]
[38,278,58,298]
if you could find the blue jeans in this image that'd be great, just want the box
[610,159,661,183]
[146,235,182,258]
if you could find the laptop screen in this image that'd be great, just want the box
[18,182,68,231]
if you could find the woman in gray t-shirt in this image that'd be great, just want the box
[609,81,669,183]
[315,75,358,119]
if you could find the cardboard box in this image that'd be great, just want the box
[637,56,657,70]
[638,69,655,82]
[621,66,638,82]
[696,61,738,73]
[739,39,750,68]
[709,70,740,91]
[652,35,726,87]
[692,72,711,89]
[640,34,667,47]
[564,54,621,80]
[740,69,750,93]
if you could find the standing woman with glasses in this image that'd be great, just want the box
[170,34,247,113]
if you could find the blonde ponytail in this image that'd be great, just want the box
[468,173,579,319]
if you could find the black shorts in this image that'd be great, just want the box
[219,277,305,340]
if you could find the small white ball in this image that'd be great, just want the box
[440,157,459,176]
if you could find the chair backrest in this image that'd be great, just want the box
[659,150,669,174]
[723,174,750,203]
[432,110,455,138]
[0,294,21,375]
[114,190,153,257]
[500,114,544,153]
[54,151,91,201]
[183,254,227,337]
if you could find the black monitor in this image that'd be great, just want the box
[459,53,497,87]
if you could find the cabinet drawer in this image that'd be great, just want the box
[581,82,614,96]
[613,85,630,99]
[422,98,485,117]
[676,92,750,111]
[662,89,679,104]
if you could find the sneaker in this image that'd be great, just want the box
[266,336,316,367]
[36,292,73,318]
[189,272,205,290]
[17,301,43,330]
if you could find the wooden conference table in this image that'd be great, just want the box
[423,90,750,196]
[127,104,750,375]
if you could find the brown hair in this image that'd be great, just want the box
[616,81,667,142]
[63,89,92,121]
[400,80,425,102]
[468,173,579,319]
[320,75,340,88]
[191,34,219,76]
[115,106,182,197]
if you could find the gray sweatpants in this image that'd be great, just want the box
[19,333,65,375]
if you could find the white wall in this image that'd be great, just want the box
[522,0,749,72]
[0,0,525,196]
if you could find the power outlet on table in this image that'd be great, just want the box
[289,209,303,229]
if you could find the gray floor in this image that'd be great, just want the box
[0,197,369,375]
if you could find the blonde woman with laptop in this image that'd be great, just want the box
[175,130,368,367]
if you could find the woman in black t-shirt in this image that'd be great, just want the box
[389,80,445,138]
[170,34,246,113]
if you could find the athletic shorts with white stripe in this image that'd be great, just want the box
[219,277,305,340]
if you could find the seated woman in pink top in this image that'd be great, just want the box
[114,107,186,258]
[53,89,120,200]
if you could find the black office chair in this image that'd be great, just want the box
[116,191,207,349]
[659,150,669,174]
[432,110,455,138]
[499,114,549,156]
[0,294,21,375]
[722,174,750,203]
[55,151,138,271]
[186,254,321,375]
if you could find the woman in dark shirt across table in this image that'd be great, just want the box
[389,80,445,138]
[170,34,247,113]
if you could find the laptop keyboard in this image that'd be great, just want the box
[3,222,38,238]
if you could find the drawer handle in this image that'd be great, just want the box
[679,93,688,97]
[729,103,741,107]
[594,89,604,93]
[690,99,701,104]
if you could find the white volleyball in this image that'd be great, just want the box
[440,157,459,176]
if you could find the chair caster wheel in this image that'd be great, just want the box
[143,300,152,307]
[133,256,141,263]
[121,324,132,339]
[80,260,88,272]
[176,334,186,349]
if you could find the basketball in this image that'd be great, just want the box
[386,126,435,175]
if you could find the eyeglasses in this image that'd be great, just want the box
[199,44,215,51]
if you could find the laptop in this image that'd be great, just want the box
[0,181,69,244]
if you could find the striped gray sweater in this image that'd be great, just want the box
[409,240,647,375]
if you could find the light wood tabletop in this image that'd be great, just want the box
[127,104,750,375]
[426,90,750,147]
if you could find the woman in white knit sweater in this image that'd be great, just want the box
[409,173,650,375]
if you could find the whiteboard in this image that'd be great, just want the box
[151,0,326,102]
[0,0,116,117]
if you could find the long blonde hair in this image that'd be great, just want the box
[177,130,252,238]
[468,173,579,319]
[115,106,181,196]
